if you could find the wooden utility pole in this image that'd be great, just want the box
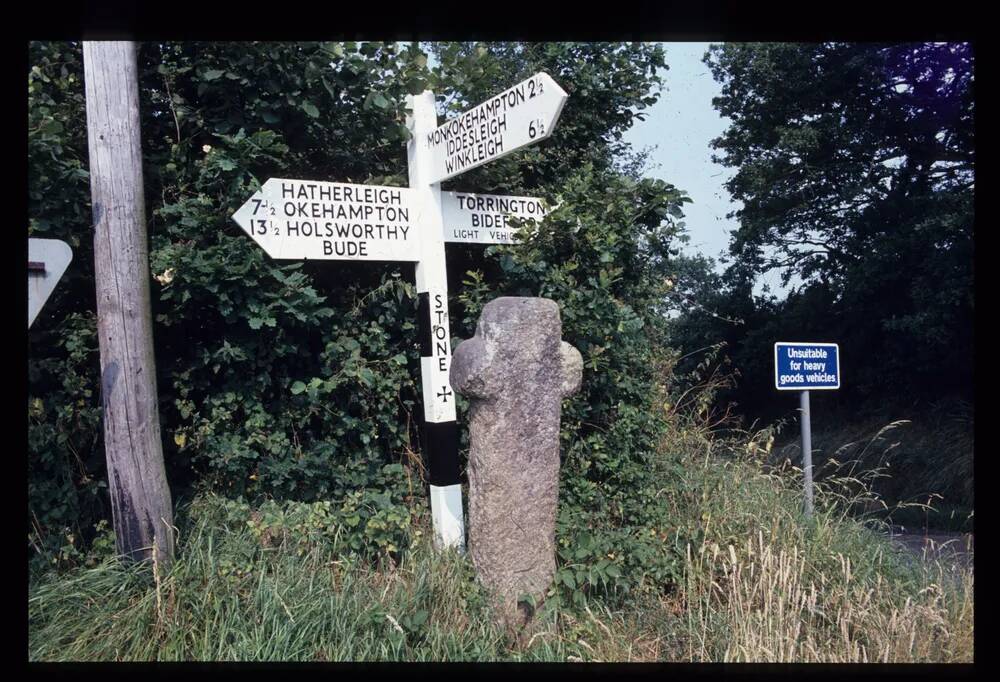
[83,41,174,567]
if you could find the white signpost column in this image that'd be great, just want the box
[407,91,464,550]
[232,72,567,552]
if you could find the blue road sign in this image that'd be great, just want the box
[774,342,840,391]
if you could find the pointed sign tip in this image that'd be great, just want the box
[422,71,571,184]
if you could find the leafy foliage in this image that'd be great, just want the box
[28,43,104,559]
[671,43,973,418]
[28,40,689,604]
[243,472,418,560]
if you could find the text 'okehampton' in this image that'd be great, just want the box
[257,182,413,257]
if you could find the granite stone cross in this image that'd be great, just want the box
[450,297,583,627]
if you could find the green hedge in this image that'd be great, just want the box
[28,41,689,590]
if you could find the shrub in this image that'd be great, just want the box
[28,41,682,573]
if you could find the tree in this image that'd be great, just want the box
[427,42,668,193]
[704,42,973,403]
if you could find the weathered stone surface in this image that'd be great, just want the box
[451,297,583,628]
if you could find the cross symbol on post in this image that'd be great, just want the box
[437,386,453,403]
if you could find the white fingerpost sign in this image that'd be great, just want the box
[425,72,568,184]
[442,192,551,244]
[231,72,568,551]
[28,238,73,328]
[232,178,421,262]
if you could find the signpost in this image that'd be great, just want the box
[28,238,73,328]
[441,192,550,244]
[232,73,567,551]
[232,178,421,262]
[774,342,840,518]
[424,72,568,184]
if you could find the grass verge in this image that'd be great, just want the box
[29,419,973,662]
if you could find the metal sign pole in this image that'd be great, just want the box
[800,389,814,518]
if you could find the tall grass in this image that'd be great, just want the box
[772,397,974,532]
[682,522,973,662]
[29,402,974,662]
[28,494,659,662]
[30,496,502,661]
[654,408,973,663]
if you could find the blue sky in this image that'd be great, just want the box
[624,43,738,271]
[624,43,790,296]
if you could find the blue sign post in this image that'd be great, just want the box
[774,342,841,518]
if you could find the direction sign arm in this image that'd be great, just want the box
[425,73,569,184]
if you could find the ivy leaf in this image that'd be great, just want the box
[203,69,225,81]
[405,78,426,96]
[371,93,389,109]
[302,101,320,118]
[39,118,63,135]
[290,381,306,395]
